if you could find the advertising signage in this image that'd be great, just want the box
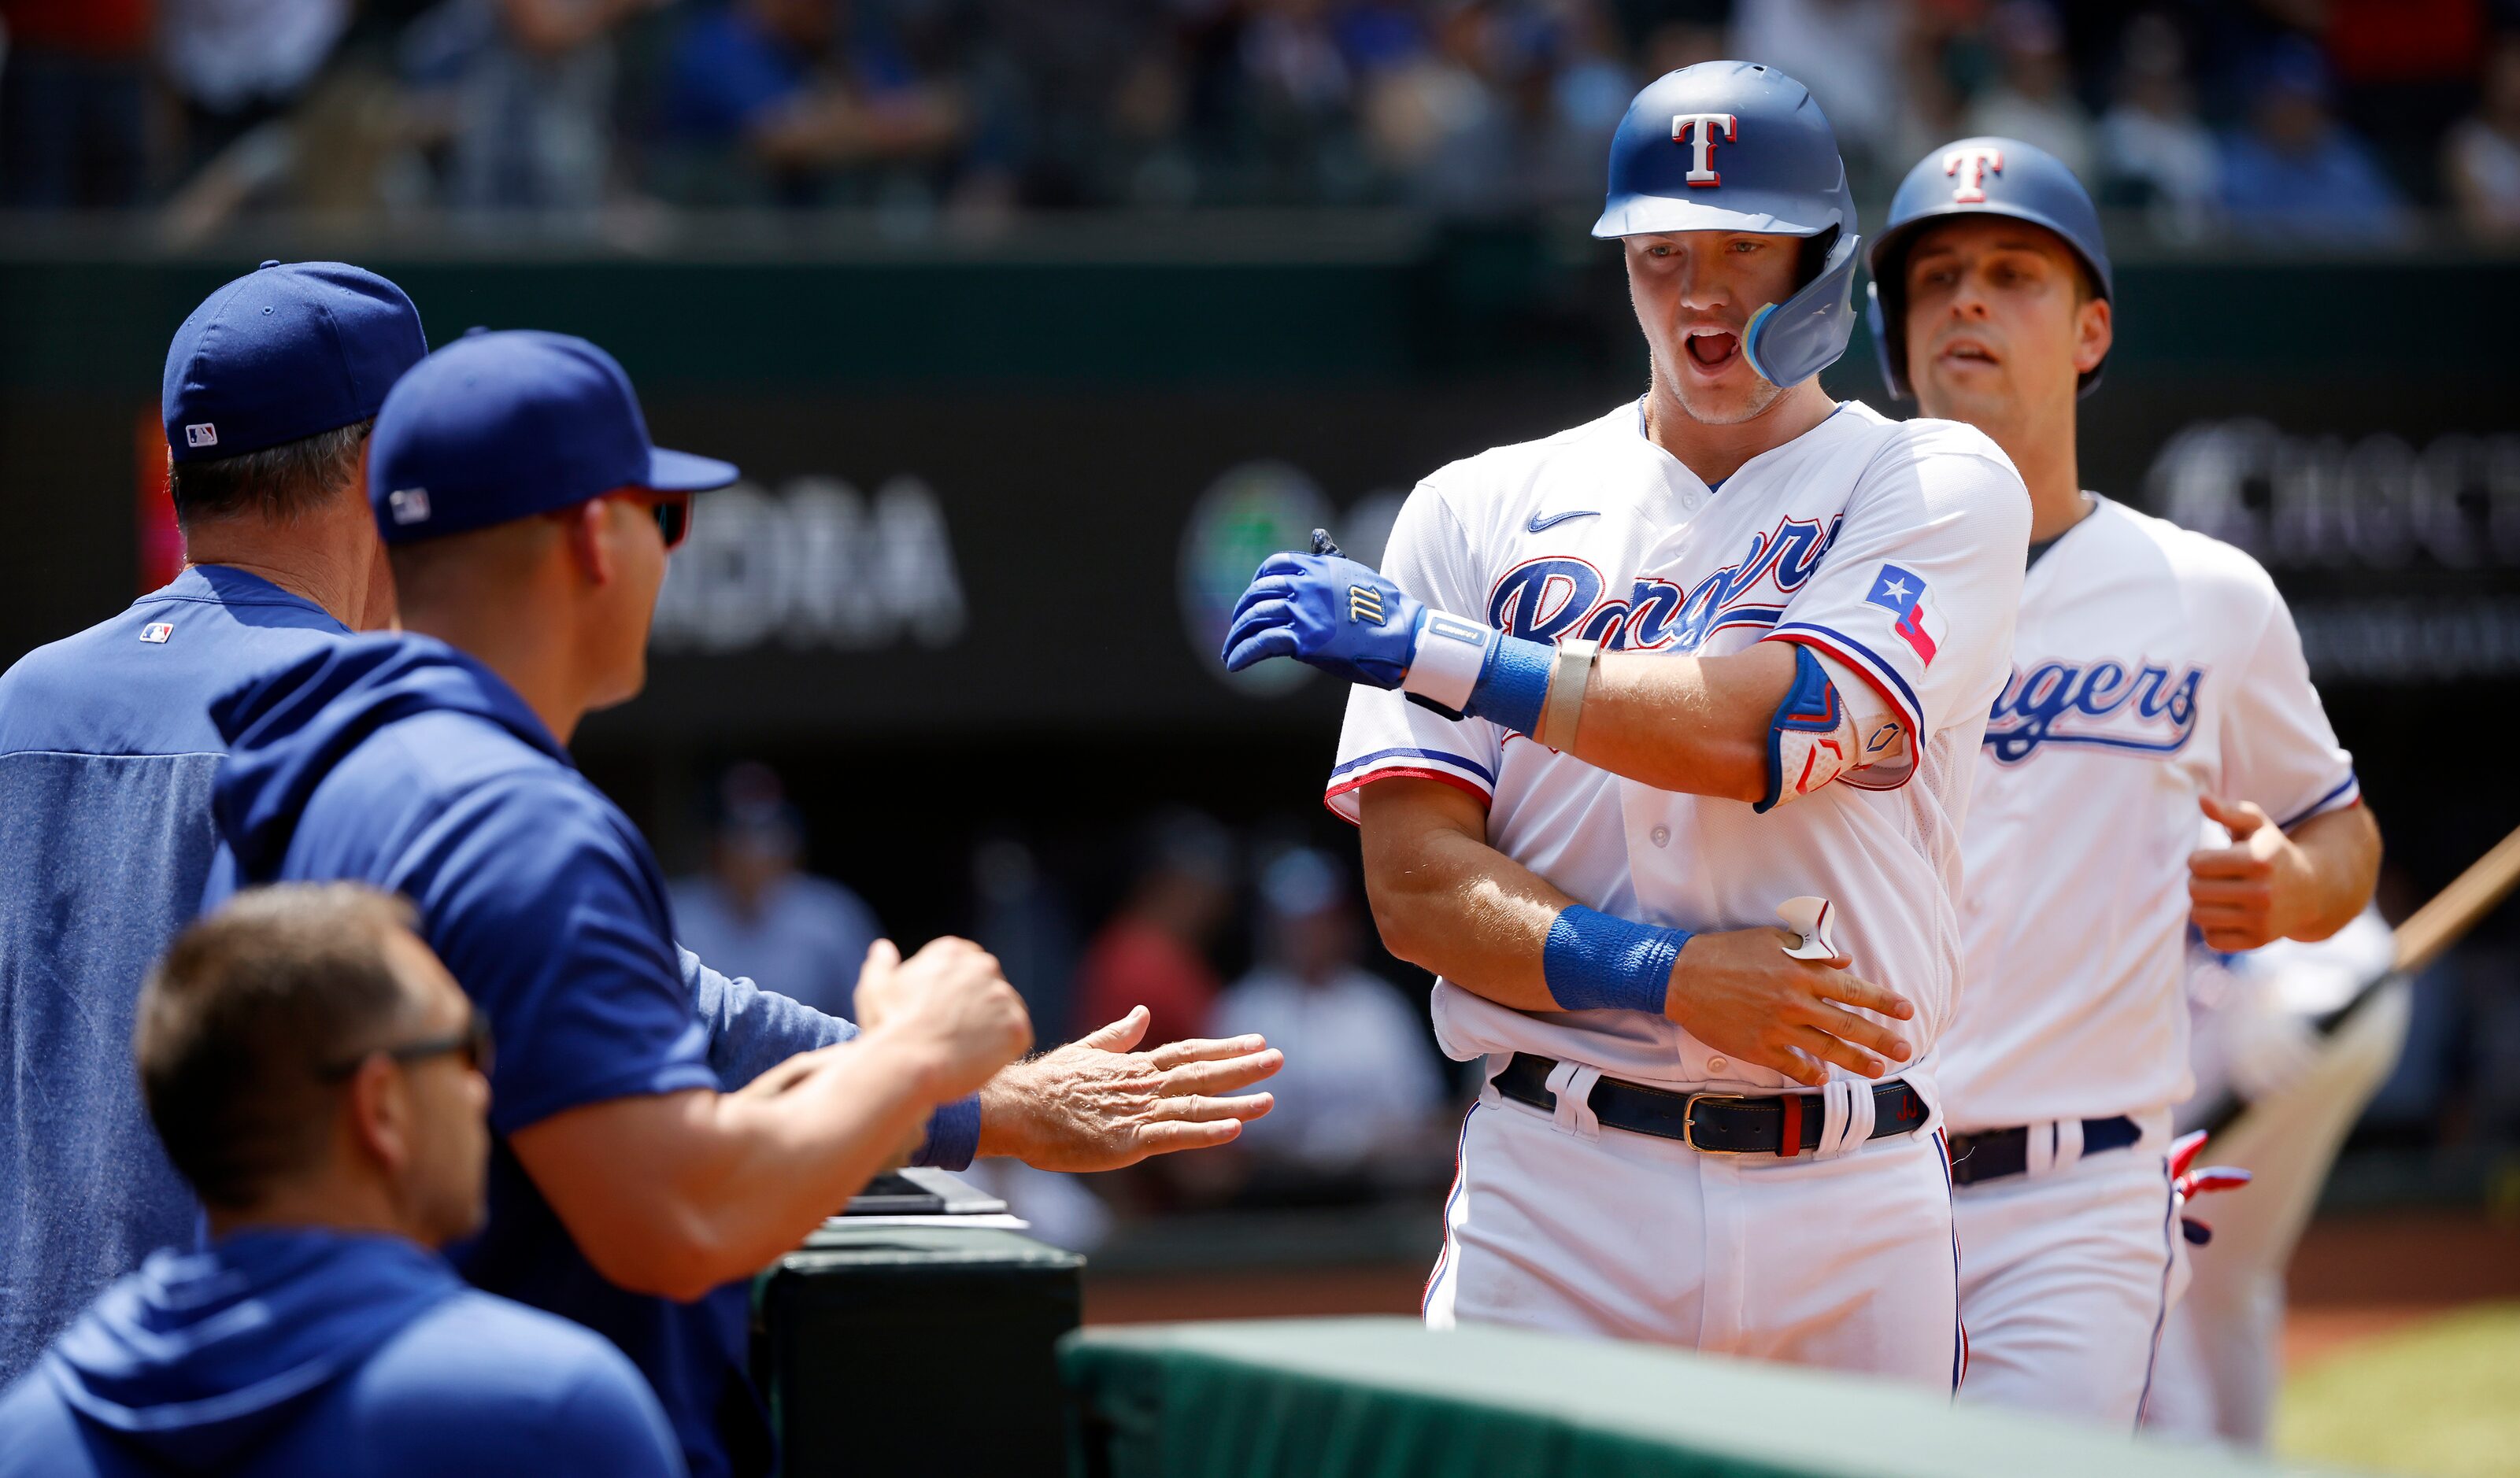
[3,246,2512,752]
[593,376,2518,748]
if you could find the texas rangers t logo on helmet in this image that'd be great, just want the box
[1671,113,1738,187]
[1943,146,2004,203]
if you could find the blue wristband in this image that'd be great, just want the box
[1541,905,1690,1014]
[1461,632,1554,737]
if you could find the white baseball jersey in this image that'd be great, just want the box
[1330,398,2029,1105]
[1939,497,2360,1134]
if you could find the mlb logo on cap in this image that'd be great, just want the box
[140,623,174,644]
[161,261,427,464]
[388,488,432,525]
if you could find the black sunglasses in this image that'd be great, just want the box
[649,494,692,551]
[317,1008,494,1082]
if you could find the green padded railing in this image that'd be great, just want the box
[1061,1317,2345,1478]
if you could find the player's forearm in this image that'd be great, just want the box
[1354,778,1913,1079]
[1223,546,1789,800]
[2281,804,2383,944]
[1563,645,1790,801]
[678,1034,955,1274]
[682,946,978,1166]
[528,1040,948,1301]
[1357,784,1575,1012]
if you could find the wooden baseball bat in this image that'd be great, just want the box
[2297,818,2520,1036]
[2386,821,2520,979]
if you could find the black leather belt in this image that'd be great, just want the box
[1490,1052,1929,1156]
[1945,1115,2141,1187]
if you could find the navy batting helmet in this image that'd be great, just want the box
[1865,137,2113,400]
[1594,61,1860,390]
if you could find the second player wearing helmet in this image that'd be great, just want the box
[1869,137,2381,1424]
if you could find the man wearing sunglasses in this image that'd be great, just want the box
[200,329,1275,1478]
[0,883,686,1476]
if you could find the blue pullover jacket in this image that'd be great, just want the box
[203,633,977,1478]
[0,1229,684,1476]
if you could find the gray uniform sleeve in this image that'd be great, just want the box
[679,944,854,1091]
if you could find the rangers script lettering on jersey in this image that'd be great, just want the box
[1329,400,2030,1104]
[1939,497,2360,1133]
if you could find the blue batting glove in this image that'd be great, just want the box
[1223,529,1556,735]
[1222,543,1427,689]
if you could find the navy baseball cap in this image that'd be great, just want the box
[162,260,427,463]
[367,329,738,545]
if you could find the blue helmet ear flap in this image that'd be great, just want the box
[1866,282,1911,400]
[1742,229,1862,390]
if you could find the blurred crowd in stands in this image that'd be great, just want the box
[4,0,2518,241]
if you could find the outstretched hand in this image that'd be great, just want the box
[851,937,1033,1103]
[975,1006,1283,1172]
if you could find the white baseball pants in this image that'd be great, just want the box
[1952,1130,2189,1427]
[1423,1084,1963,1392]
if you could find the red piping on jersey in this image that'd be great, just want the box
[1423,1103,1478,1315]
[1323,766,1492,826]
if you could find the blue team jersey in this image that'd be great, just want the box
[0,567,350,1387]
[0,1229,685,1478]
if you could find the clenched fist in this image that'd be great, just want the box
[853,937,1033,1103]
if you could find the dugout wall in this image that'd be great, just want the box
[1,229,2513,941]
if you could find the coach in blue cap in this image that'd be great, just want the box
[0,261,427,1387]
[204,330,1281,1478]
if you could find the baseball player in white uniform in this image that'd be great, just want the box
[1863,137,2384,1425]
[1220,64,2030,1389]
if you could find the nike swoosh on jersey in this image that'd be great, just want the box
[1526,509,1599,533]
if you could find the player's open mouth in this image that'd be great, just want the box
[1937,338,1998,367]
[1683,329,1741,371]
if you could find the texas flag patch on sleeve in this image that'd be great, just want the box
[1864,563,1941,666]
